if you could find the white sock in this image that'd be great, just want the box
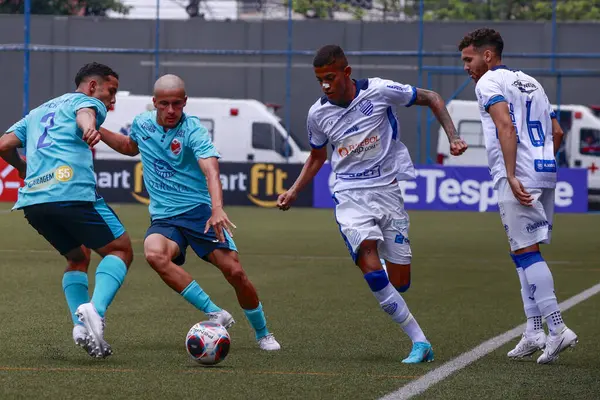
[516,267,543,335]
[522,260,565,335]
[372,282,427,343]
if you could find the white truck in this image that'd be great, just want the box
[437,100,600,201]
[96,92,310,164]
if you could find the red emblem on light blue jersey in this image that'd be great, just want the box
[170,138,182,155]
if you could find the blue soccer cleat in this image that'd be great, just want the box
[402,342,434,364]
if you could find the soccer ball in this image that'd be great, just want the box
[185,321,231,366]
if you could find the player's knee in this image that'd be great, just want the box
[222,263,248,287]
[145,249,169,271]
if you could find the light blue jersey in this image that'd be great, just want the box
[8,92,107,209]
[129,111,220,219]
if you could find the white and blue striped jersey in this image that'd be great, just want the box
[476,66,557,189]
[307,78,417,193]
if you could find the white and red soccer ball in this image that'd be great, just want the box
[185,321,231,366]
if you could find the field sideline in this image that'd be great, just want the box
[0,203,598,400]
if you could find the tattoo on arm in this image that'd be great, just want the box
[414,88,459,142]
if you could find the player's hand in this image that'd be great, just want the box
[508,176,533,206]
[205,206,237,243]
[450,137,468,156]
[277,189,298,211]
[82,128,101,148]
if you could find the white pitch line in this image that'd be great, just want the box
[380,282,600,400]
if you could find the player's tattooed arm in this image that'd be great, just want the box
[414,88,467,156]
[98,127,139,156]
[0,132,26,179]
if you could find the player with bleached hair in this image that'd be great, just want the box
[277,45,467,364]
[99,74,280,352]
[459,27,577,364]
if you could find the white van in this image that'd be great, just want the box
[437,99,600,200]
[96,92,311,164]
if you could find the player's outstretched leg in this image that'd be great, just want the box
[62,245,96,356]
[76,233,133,358]
[359,241,432,364]
[206,249,281,351]
[511,248,578,364]
[144,233,234,328]
[507,255,546,359]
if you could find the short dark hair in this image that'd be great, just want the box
[458,28,504,57]
[74,62,119,87]
[313,45,348,68]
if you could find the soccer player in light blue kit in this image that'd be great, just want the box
[99,74,280,351]
[0,63,134,358]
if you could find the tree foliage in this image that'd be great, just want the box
[0,0,130,16]
[288,0,600,21]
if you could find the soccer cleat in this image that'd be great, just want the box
[207,309,236,330]
[537,327,578,364]
[258,334,281,351]
[76,303,112,358]
[402,342,434,364]
[508,331,547,359]
[72,324,96,357]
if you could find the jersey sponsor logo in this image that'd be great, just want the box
[512,79,539,94]
[386,84,407,92]
[171,138,182,156]
[336,165,381,180]
[358,99,374,116]
[55,166,73,182]
[534,159,557,173]
[337,135,381,159]
[525,220,550,233]
[153,159,176,179]
[23,165,73,192]
[141,121,156,133]
[394,233,410,244]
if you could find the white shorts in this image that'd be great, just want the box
[497,178,554,252]
[332,183,411,265]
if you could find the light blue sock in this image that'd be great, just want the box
[181,280,221,313]
[243,302,269,340]
[62,271,89,326]
[91,255,127,318]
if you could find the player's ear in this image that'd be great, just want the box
[483,49,492,63]
[88,79,97,94]
[344,65,352,78]
[183,96,188,108]
[152,97,157,109]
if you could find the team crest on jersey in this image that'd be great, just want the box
[358,100,374,116]
[512,79,538,94]
[170,138,182,155]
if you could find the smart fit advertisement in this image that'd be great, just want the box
[92,160,314,208]
[0,159,588,212]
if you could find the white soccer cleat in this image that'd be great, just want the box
[72,324,96,357]
[207,309,236,330]
[258,333,281,351]
[508,331,547,359]
[537,327,578,364]
[75,303,112,358]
